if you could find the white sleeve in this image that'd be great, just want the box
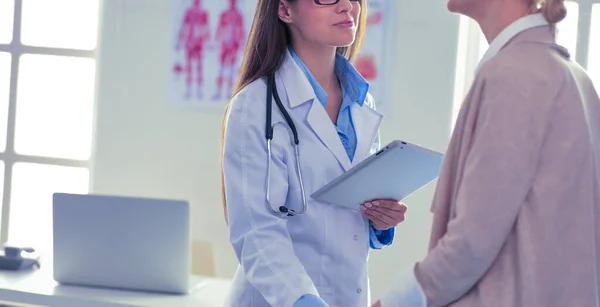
[222,88,321,307]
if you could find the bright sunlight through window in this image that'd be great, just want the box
[15,54,96,160]
[0,1,99,247]
[0,53,10,152]
[0,0,14,44]
[20,0,100,50]
[557,2,580,59]
[8,163,88,253]
[588,4,600,88]
[0,162,4,234]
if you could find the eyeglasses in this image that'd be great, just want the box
[314,0,361,5]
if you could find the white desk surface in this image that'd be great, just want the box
[0,266,231,307]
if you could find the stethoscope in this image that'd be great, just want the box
[265,73,308,216]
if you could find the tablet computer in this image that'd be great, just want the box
[310,140,444,210]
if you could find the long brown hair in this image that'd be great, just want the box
[220,0,369,224]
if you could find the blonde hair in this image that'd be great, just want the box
[532,0,567,24]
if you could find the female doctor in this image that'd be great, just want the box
[220,0,408,306]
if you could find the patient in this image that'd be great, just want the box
[367,0,600,306]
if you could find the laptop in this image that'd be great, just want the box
[52,193,198,294]
[310,140,444,210]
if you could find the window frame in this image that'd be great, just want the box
[0,0,100,245]
[451,0,600,130]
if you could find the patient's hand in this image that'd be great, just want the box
[371,300,382,307]
[361,200,407,230]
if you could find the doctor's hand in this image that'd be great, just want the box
[360,200,407,230]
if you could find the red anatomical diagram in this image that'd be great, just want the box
[367,10,383,25]
[212,0,246,100]
[355,55,377,80]
[175,0,211,99]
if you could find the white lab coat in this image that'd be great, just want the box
[222,49,384,307]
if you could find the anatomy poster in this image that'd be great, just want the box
[171,0,393,110]
[354,0,393,112]
[171,0,254,109]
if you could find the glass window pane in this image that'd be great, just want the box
[0,52,10,152]
[15,54,96,160]
[556,1,579,60]
[478,29,488,61]
[21,0,100,50]
[0,0,14,44]
[588,4,600,89]
[7,163,89,254]
[0,162,5,237]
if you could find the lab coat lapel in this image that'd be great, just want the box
[351,102,383,164]
[277,50,353,171]
[306,101,353,171]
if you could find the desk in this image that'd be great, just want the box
[0,267,231,307]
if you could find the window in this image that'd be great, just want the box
[15,54,96,160]
[9,163,88,251]
[8,162,89,250]
[453,1,600,130]
[0,0,100,253]
[0,0,14,44]
[20,0,99,50]
[589,4,600,87]
[0,53,10,152]
[556,2,580,59]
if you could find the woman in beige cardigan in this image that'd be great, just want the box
[367,0,600,306]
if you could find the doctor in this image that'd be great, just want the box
[220,0,407,306]
[372,0,600,306]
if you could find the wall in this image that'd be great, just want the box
[91,0,460,301]
[368,0,459,298]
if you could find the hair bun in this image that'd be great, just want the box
[542,0,567,24]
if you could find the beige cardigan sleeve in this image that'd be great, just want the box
[382,63,560,306]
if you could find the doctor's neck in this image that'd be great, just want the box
[474,1,531,44]
[290,41,338,91]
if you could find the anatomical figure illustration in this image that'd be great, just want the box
[212,0,246,100]
[175,0,211,99]
[355,10,383,81]
[355,55,377,80]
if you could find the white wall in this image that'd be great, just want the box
[368,1,459,299]
[92,0,460,301]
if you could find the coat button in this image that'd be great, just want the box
[357,288,362,293]
[354,235,358,240]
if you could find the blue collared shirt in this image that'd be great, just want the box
[289,46,394,307]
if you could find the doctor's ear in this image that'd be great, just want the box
[278,0,293,23]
